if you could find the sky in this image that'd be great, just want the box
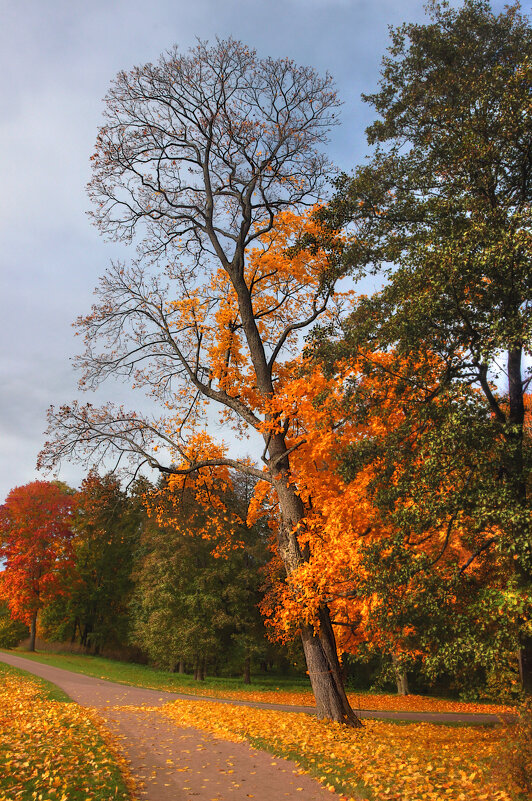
[0,0,508,502]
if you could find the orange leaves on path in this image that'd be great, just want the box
[128,698,512,801]
[0,669,129,801]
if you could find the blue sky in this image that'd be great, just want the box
[0,0,508,500]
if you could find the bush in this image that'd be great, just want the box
[0,604,28,648]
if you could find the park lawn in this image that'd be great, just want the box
[0,662,131,801]
[139,697,515,801]
[2,647,312,693]
[3,649,515,716]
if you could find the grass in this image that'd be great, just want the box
[3,647,313,693]
[0,661,132,801]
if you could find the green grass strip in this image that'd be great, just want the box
[2,647,313,694]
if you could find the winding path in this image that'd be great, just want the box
[0,652,507,801]
[0,652,341,800]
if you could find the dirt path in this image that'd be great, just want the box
[0,652,337,800]
[0,652,506,724]
[0,652,508,800]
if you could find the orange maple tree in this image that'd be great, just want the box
[38,40,369,724]
[249,346,510,687]
[0,481,76,651]
[39,209,364,723]
[265,343,529,695]
[252,353,405,677]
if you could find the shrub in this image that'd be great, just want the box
[0,603,28,648]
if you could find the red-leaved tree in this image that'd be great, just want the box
[0,481,76,651]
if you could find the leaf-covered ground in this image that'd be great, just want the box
[119,698,516,801]
[0,664,130,801]
[167,687,515,716]
[0,657,524,801]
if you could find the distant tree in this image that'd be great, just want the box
[131,476,269,679]
[0,602,28,649]
[0,481,75,651]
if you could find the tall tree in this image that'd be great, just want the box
[318,0,532,689]
[0,481,75,651]
[38,40,361,724]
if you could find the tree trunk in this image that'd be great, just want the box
[81,623,92,649]
[28,611,37,652]
[233,271,361,726]
[299,607,362,726]
[243,655,251,684]
[507,346,531,693]
[200,656,206,681]
[179,659,185,674]
[392,654,409,695]
[272,464,362,727]
[518,638,532,694]
[396,671,409,696]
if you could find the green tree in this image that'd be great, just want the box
[131,476,270,679]
[317,0,532,690]
[0,602,28,649]
[41,473,141,653]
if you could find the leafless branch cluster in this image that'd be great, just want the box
[38,400,267,483]
[89,38,340,266]
[40,38,341,482]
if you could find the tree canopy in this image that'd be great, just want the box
[0,481,76,651]
[313,0,532,690]
[35,3,532,708]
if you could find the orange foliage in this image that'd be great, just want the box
[146,207,349,543]
[0,668,129,800]
[141,207,503,671]
[257,348,506,659]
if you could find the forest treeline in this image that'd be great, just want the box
[1,1,531,722]
[0,473,289,683]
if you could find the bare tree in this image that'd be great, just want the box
[39,39,360,725]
